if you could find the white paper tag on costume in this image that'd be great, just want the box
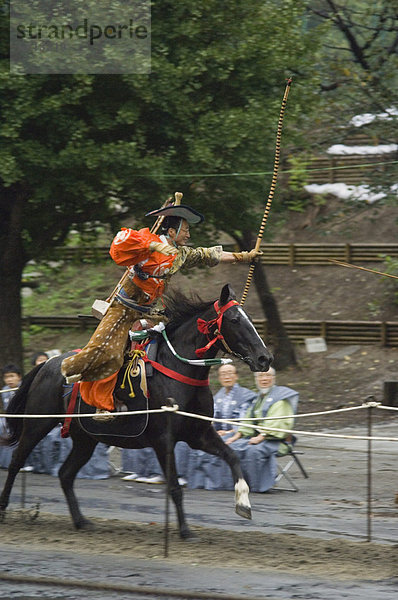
[92,299,110,320]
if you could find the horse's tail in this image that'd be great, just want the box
[0,364,44,447]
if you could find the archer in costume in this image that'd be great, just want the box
[61,203,260,419]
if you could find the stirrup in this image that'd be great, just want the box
[64,373,82,384]
[92,409,115,422]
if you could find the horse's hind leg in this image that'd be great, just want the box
[0,419,58,518]
[58,429,98,530]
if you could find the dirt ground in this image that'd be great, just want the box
[1,416,398,592]
[0,511,397,583]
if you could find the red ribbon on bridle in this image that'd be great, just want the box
[196,299,239,358]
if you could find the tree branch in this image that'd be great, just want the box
[325,0,371,71]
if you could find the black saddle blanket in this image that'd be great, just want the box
[76,358,151,439]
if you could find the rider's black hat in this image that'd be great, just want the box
[145,204,204,224]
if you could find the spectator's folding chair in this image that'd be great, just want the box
[274,435,309,492]
[273,394,309,492]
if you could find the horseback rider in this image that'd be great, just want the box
[61,202,261,419]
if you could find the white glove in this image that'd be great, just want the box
[149,241,177,256]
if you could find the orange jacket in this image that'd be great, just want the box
[109,227,177,303]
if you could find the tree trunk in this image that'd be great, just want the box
[240,231,297,370]
[0,186,27,371]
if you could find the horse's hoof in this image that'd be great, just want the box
[236,504,252,520]
[180,528,199,541]
[74,518,95,531]
[0,509,6,523]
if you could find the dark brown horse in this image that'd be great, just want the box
[0,284,272,539]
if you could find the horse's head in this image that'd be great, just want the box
[197,284,273,372]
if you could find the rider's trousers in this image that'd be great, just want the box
[60,280,147,384]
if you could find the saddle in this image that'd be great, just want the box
[61,324,162,438]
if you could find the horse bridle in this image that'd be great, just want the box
[196,300,245,360]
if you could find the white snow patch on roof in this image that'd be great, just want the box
[327,144,398,155]
[304,183,397,204]
[350,107,398,128]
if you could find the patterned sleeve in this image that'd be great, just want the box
[177,245,223,269]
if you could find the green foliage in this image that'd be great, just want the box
[366,300,381,318]
[381,255,398,305]
[22,260,118,316]
[0,0,325,259]
[0,1,329,366]
[281,154,311,212]
[287,155,310,192]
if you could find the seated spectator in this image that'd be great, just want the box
[1,364,22,411]
[31,351,49,366]
[121,364,257,486]
[186,367,298,493]
[0,364,111,478]
[121,443,188,486]
[213,364,257,435]
[186,364,257,489]
[0,364,23,469]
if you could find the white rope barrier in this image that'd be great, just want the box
[218,403,371,421]
[0,408,168,419]
[254,426,398,442]
[377,404,398,412]
[1,400,387,420]
[171,406,398,442]
[1,399,397,441]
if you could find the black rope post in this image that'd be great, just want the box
[366,396,375,543]
[163,400,175,558]
[20,471,26,509]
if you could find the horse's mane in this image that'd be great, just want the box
[164,290,214,333]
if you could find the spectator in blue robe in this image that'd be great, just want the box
[213,363,258,435]
[186,363,257,489]
[121,363,256,486]
[187,367,298,492]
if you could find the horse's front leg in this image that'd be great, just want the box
[191,427,251,520]
[153,442,196,541]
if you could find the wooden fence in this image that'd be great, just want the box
[54,243,398,266]
[305,155,392,184]
[22,315,398,347]
[259,243,398,266]
[253,319,398,347]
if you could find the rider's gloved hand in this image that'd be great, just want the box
[149,241,177,256]
[232,249,263,263]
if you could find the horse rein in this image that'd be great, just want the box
[196,300,244,360]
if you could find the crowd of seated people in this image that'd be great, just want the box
[0,354,110,479]
[1,355,298,491]
[121,365,298,492]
